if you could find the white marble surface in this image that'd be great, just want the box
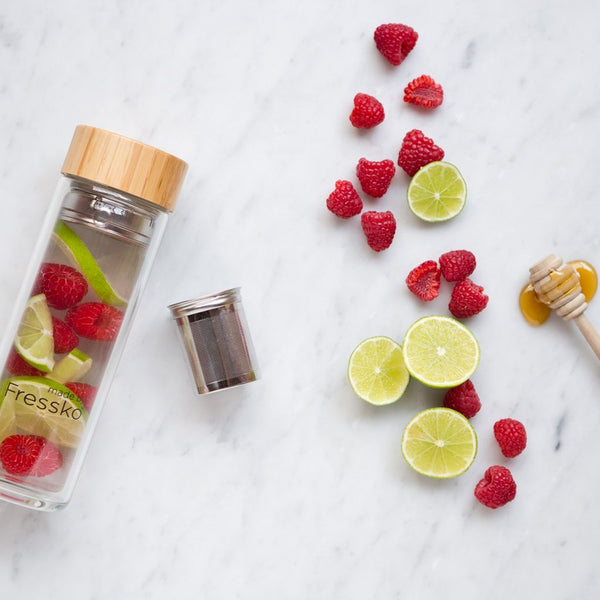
[1,0,600,597]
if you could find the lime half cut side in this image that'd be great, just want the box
[348,336,410,405]
[49,348,93,384]
[53,221,127,307]
[1,377,88,449]
[15,294,55,373]
[401,407,477,478]
[402,315,479,388]
[407,161,467,222]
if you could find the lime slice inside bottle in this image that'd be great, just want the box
[407,161,467,222]
[0,393,17,442]
[348,336,410,405]
[402,315,479,388]
[53,221,127,307]
[0,377,88,448]
[401,407,477,478]
[14,294,55,373]
[48,348,92,384]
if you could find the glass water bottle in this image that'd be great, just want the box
[0,125,188,511]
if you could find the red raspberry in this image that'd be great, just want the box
[494,418,527,458]
[443,380,481,419]
[404,75,444,109]
[34,263,88,310]
[373,23,418,66]
[0,435,63,477]
[66,382,97,412]
[66,302,124,341]
[405,260,441,301]
[474,465,517,509]
[356,158,395,198]
[449,278,489,318]
[349,93,385,129]
[439,250,477,282]
[326,180,363,218]
[360,211,396,252]
[52,316,79,354]
[397,129,445,177]
[5,348,44,377]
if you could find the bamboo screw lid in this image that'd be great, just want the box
[61,125,188,212]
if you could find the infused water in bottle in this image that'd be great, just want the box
[0,125,187,510]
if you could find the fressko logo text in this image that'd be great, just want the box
[4,381,84,421]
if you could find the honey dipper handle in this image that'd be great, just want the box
[573,313,600,360]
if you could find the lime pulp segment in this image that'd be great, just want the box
[348,336,410,405]
[401,407,477,478]
[407,161,467,222]
[402,315,479,388]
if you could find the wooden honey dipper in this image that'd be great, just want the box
[529,254,600,359]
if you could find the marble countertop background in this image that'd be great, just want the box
[1,0,600,597]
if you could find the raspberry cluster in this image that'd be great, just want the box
[405,250,488,318]
[326,23,450,252]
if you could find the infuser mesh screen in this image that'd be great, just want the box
[188,305,253,387]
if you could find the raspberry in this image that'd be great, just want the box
[66,382,98,412]
[397,129,445,177]
[360,211,396,252]
[373,23,418,66]
[0,435,62,477]
[34,263,88,310]
[493,418,527,458]
[326,180,363,218]
[66,302,124,341]
[443,380,481,419]
[403,75,444,109]
[405,260,441,301]
[356,158,395,198]
[349,93,385,129]
[474,465,517,509]
[449,278,489,318]
[5,348,44,377]
[439,250,476,282]
[52,316,79,354]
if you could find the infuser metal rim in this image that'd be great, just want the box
[168,287,241,319]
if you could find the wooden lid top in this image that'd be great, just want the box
[61,125,188,212]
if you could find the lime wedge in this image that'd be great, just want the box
[401,407,477,478]
[407,161,467,222]
[0,377,87,448]
[402,315,479,388]
[53,221,127,307]
[15,294,55,373]
[48,348,92,384]
[348,336,410,405]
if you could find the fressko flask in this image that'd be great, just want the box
[0,125,187,510]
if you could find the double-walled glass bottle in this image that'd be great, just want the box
[0,125,187,510]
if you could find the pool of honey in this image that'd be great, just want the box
[519,260,597,326]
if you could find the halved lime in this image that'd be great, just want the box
[401,407,477,478]
[15,294,55,373]
[48,348,92,384]
[348,336,410,405]
[53,221,127,307]
[0,377,87,448]
[402,315,479,388]
[407,161,467,222]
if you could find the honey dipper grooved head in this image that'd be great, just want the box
[529,255,587,321]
